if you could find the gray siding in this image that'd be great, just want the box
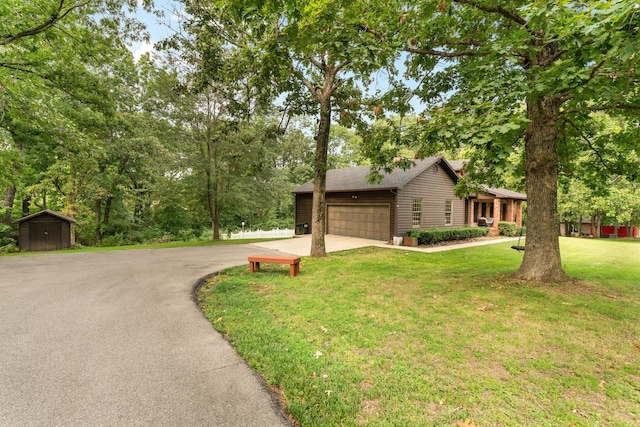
[397,163,464,235]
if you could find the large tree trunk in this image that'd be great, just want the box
[95,199,102,243]
[515,96,569,282]
[592,212,602,238]
[2,186,16,226]
[310,96,331,258]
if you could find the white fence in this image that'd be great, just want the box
[227,228,295,240]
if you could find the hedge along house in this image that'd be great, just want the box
[293,157,466,242]
[15,209,76,251]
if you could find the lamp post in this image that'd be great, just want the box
[241,221,245,236]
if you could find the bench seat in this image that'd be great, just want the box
[248,255,301,277]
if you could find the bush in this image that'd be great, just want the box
[405,227,489,245]
[0,242,19,254]
[498,221,518,237]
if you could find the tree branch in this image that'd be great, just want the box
[291,66,315,94]
[1,0,92,46]
[564,118,612,172]
[563,103,640,115]
[404,46,479,57]
[453,0,527,26]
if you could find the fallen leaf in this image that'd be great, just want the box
[478,303,495,311]
[325,390,332,396]
[599,380,606,389]
[572,408,588,418]
[456,419,479,427]
[215,317,223,323]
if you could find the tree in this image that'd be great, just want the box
[0,0,155,230]
[158,8,286,241]
[187,0,387,256]
[369,0,640,282]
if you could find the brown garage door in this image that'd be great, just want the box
[327,204,390,241]
[29,222,62,251]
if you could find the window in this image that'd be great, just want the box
[412,198,422,227]
[445,200,452,225]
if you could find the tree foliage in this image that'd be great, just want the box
[365,0,640,282]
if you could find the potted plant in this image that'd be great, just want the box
[403,234,418,246]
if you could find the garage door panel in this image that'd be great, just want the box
[327,205,390,241]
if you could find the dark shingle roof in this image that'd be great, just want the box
[481,186,527,201]
[14,209,77,224]
[447,159,468,173]
[293,157,455,193]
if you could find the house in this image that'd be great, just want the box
[14,209,76,251]
[560,218,638,238]
[293,156,526,241]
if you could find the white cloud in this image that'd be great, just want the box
[130,41,156,61]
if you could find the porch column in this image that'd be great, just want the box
[470,199,476,226]
[515,201,523,228]
[491,198,501,235]
[507,200,514,223]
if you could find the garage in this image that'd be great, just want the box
[15,209,76,252]
[326,204,390,241]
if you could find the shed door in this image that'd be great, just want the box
[29,222,62,251]
[327,205,390,241]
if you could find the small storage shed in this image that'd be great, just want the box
[15,209,76,251]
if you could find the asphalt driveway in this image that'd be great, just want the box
[0,245,294,426]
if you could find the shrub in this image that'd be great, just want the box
[0,242,19,254]
[405,227,489,245]
[498,221,518,237]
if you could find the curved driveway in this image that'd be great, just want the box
[0,245,293,426]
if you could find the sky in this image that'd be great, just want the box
[126,1,426,112]
[128,0,183,60]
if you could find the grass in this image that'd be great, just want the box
[198,237,640,426]
[0,238,282,256]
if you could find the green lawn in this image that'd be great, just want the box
[199,237,640,426]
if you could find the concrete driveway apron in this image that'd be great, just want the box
[0,245,293,426]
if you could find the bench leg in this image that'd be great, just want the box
[290,262,300,277]
[250,261,260,273]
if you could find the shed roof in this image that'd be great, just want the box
[293,156,458,193]
[14,209,77,224]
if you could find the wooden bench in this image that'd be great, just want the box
[248,255,301,277]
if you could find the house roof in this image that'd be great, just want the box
[14,209,77,224]
[293,156,459,193]
[480,186,527,201]
[447,159,468,174]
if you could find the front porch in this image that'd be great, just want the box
[468,189,526,236]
